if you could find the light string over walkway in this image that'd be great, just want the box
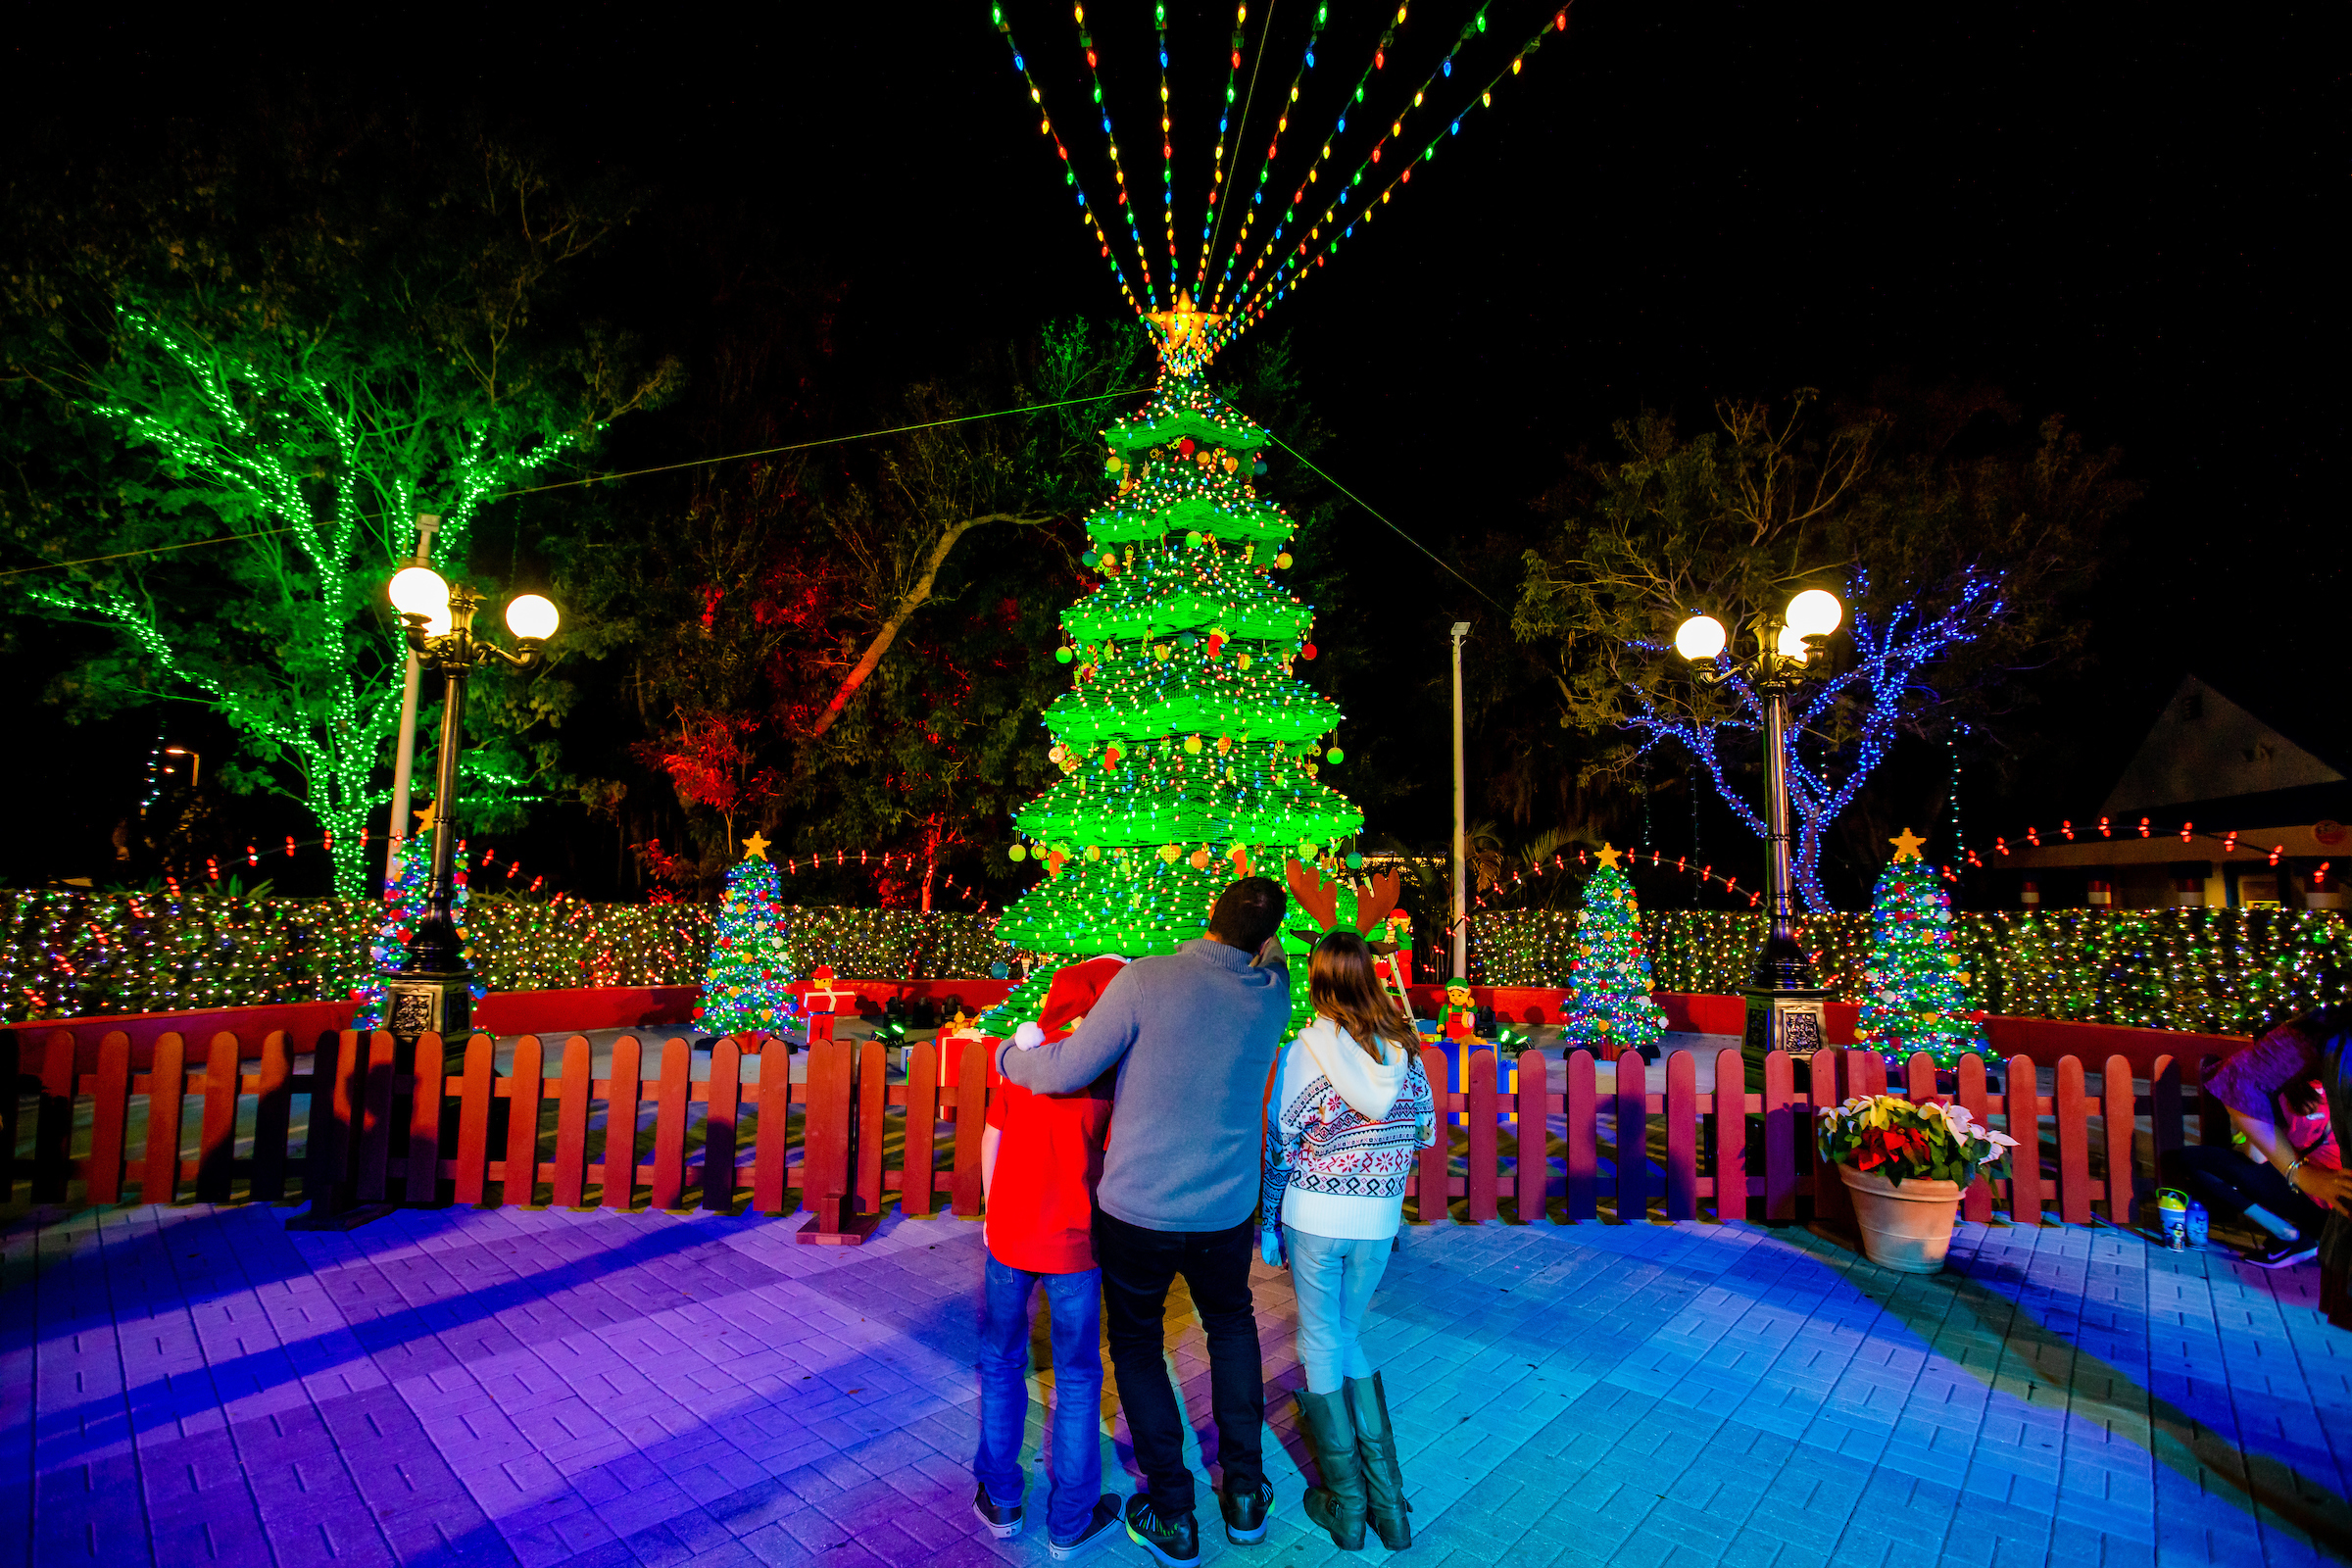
[1209,2,1343,314]
[990,7,1142,310]
[1213,6,1572,348]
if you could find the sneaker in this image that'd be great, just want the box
[1219,1479,1275,1544]
[1123,1494,1201,1567]
[972,1483,1023,1540]
[1048,1495,1121,1560]
[2244,1241,2320,1270]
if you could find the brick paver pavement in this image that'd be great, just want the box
[5,1201,2349,1567]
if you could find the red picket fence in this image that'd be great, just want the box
[1,1021,2230,1238]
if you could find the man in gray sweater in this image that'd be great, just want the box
[997,876,1294,1567]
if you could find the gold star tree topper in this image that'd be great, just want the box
[741,832,771,861]
[1888,827,1928,862]
[1143,292,1225,376]
[1593,843,1624,870]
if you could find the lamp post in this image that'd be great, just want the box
[1674,588,1844,1061]
[381,564,561,1042]
[1449,620,1471,982]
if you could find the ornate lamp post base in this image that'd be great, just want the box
[1742,987,1830,1058]
[382,969,472,1045]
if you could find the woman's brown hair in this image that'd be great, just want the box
[1309,929,1418,1060]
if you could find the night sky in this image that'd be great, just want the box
[4,2,2336,892]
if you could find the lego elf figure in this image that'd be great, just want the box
[1439,977,1479,1041]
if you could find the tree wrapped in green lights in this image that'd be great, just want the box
[2,129,677,897]
[693,846,801,1037]
[1559,850,1668,1054]
[1855,833,1986,1064]
[990,299,1362,1030]
[352,842,479,1031]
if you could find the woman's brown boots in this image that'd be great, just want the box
[1346,1372,1412,1550]
[1294,1390,1368,1549]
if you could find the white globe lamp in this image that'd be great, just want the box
[1674,613,1727,662]
[1785,589,1842,638]
[505,594,561,642]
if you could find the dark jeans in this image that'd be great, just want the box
[974,1253,1104,1541]
[1094,1209,1264,1516]
[2161,1144,2329,1241]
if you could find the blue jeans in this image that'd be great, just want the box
[1288,1227,1393,1394]
[975,1251,1104,1541]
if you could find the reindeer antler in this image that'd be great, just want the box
[1284,858,1339,932]
[1352,870,1401,934]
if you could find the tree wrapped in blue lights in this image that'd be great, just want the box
[352,843,479,1030]
[1855,835,1985,1064]
[693,851,801,1037]
[1559,852,1667,1054]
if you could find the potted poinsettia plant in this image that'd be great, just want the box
[1817,1096,2018,1274]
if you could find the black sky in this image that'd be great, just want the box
[5,1,2340,879]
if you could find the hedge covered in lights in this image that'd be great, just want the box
[0,891,1041,1023]
[1473,907,2352,1037]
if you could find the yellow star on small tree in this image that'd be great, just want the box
[1593,842,1623,870]
[1888,827,1928,862]
[741,831,771,861]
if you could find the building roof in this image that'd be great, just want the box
[2101,675,2341,814]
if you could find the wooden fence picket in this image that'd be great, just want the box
[2102,1054,2135,1224]
[196,1031,240,1201]
[704,1038,743,1213]
[1665,1051,1696,1222]
[0,1014,2251,1266]
[2007,1053,2044,1225]
[1466,1051,1498,1225]
[144,1031,186,1206]
[651,1037,690,1212]
[251,1031,293,1202]
[87,1032,131,1206]
[902,1041,939,1218]
[1565,1048,1597,1222]
[454,1033,496,1206]
[1515,1050,1550,1225]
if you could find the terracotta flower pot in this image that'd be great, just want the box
[1838,1164,1963,1274]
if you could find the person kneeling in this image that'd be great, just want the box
[1262,929,1437,1551]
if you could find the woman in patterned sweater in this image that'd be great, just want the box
[1261,929,1437,1551]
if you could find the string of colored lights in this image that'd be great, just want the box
[1977,815,2303,877]
[1469,844,1767,911]
[1207,1,1335,315]
[1221,1,1438,315]
[1212,6,1570,350]
[988,5,1145,311]
[1067,3,1159,308]
[1191,3,1251,298]
[1154,3,1179,287]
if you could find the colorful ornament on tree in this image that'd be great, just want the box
[1855,829,1986,1066]
[692,844,801,1037]
[1559,847,1668,1054]
[987,319,1364,1032]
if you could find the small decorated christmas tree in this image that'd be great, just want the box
[1856,828,1986,1064]
[1560,847,1668,1054]
[694,834,800,1037]
[353,837,476,1031]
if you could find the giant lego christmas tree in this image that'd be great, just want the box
[990,298,1363,1031]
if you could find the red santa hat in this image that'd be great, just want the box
[1011,954,1130,1050]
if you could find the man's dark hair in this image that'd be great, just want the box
[1208,875,1288,954]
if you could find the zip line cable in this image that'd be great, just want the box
[0,387,1152,579]
[1261,429,1502,609]
[1204,0,1277,297]
[3,391,1497,611]
[494,385,1154,498]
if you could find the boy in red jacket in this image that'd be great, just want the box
[971,956,1127,1558]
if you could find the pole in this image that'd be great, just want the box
[1751,684,1810,988]
[1450,621,1471,981]
[385,514,439,887]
